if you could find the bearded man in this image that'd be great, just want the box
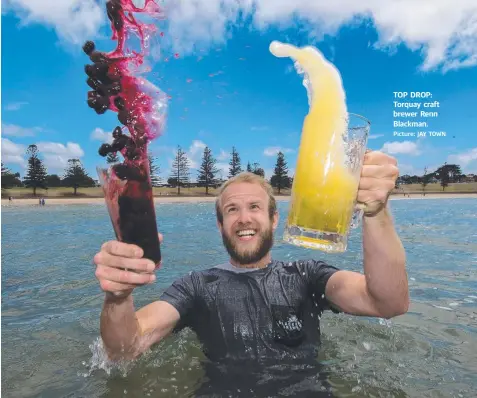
[93,152,408,395]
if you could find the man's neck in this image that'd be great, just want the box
[230,253,272,269]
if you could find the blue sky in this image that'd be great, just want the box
[2,0,477,181]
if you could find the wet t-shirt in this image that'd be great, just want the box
[159,259,340,362]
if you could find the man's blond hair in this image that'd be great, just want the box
[215,172,277,224]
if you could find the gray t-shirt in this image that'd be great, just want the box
[160,259,340,362]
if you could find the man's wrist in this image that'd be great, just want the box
[104,290,133,304]
[363,205,391,225]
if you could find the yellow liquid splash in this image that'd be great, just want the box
[269,41,358,237]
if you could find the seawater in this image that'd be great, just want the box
[2,199,477,397]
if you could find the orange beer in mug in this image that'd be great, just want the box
[270,41,370,252]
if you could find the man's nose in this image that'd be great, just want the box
[237,208,253,223]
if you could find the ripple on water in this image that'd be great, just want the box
[1,200,477,397]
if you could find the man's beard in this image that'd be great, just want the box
[222,225,274,265]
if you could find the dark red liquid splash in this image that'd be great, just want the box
[83,0,167,267]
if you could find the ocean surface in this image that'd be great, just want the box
[2,198,477,398]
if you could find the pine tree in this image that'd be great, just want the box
[197,146,218,195]
[169,146,190,195]
[252,162,265,178]
[1,162,9,174]
[106,152,120,164]
[63,159,95,195]
[1,162,22,189]
[246,161,252,172]
[435,163,462,191]
[228,147,242,178]
[23,145,47,196]
[148,155,162,187]
[435,163,462,186]
[421,167,431,195]
[270,151,291,194]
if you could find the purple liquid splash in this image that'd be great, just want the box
[83,0,168,267]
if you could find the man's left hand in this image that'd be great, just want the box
[357,150,399,217]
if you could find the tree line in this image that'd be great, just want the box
[396,164,476,191]
[6,144,471,197]
[166,145,292,195]
[1,144,162,196]
[1,144,291,196]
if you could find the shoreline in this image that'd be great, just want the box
[2,193,476,207]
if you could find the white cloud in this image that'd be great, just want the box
[1,138,26,167]
[381,141,421,156]
[6,0,477,71]
[1,123,42,137]
[186,140,207,169]
[172,140,208,172]
[36,142,84,157]
[188,140,207,156]
[3,0,104,45]
[448,147,477,172]
[90,127,113,144]
[217,149,229,161]
[164,0,477,72]
[215,162,229,179]
[4,102,28,111]
[36,141,85,173]
[1,138,85,173]
[263,146,295,156]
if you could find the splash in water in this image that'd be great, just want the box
[81,337,133,377]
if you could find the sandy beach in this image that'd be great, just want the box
[2,193,476,207]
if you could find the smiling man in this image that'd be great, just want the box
[94,150,409,368]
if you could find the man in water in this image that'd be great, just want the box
[94,150,408,393]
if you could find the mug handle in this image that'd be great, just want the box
[350,203,366,229]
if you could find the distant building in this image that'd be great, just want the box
[462,174,476,183]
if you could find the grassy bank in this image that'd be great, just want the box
[1,186,292,198]
[393,182,477,194]
[2,182,476,199]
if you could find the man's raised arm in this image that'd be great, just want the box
[94,237,181,360]
[100,294,180,360]
[325,150,409,318]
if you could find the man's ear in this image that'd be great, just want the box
[272,211,279,231]
[217,220,223,234]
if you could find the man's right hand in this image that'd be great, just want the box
[94,240,158,299]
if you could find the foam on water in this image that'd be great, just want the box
[81,337,134,377]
